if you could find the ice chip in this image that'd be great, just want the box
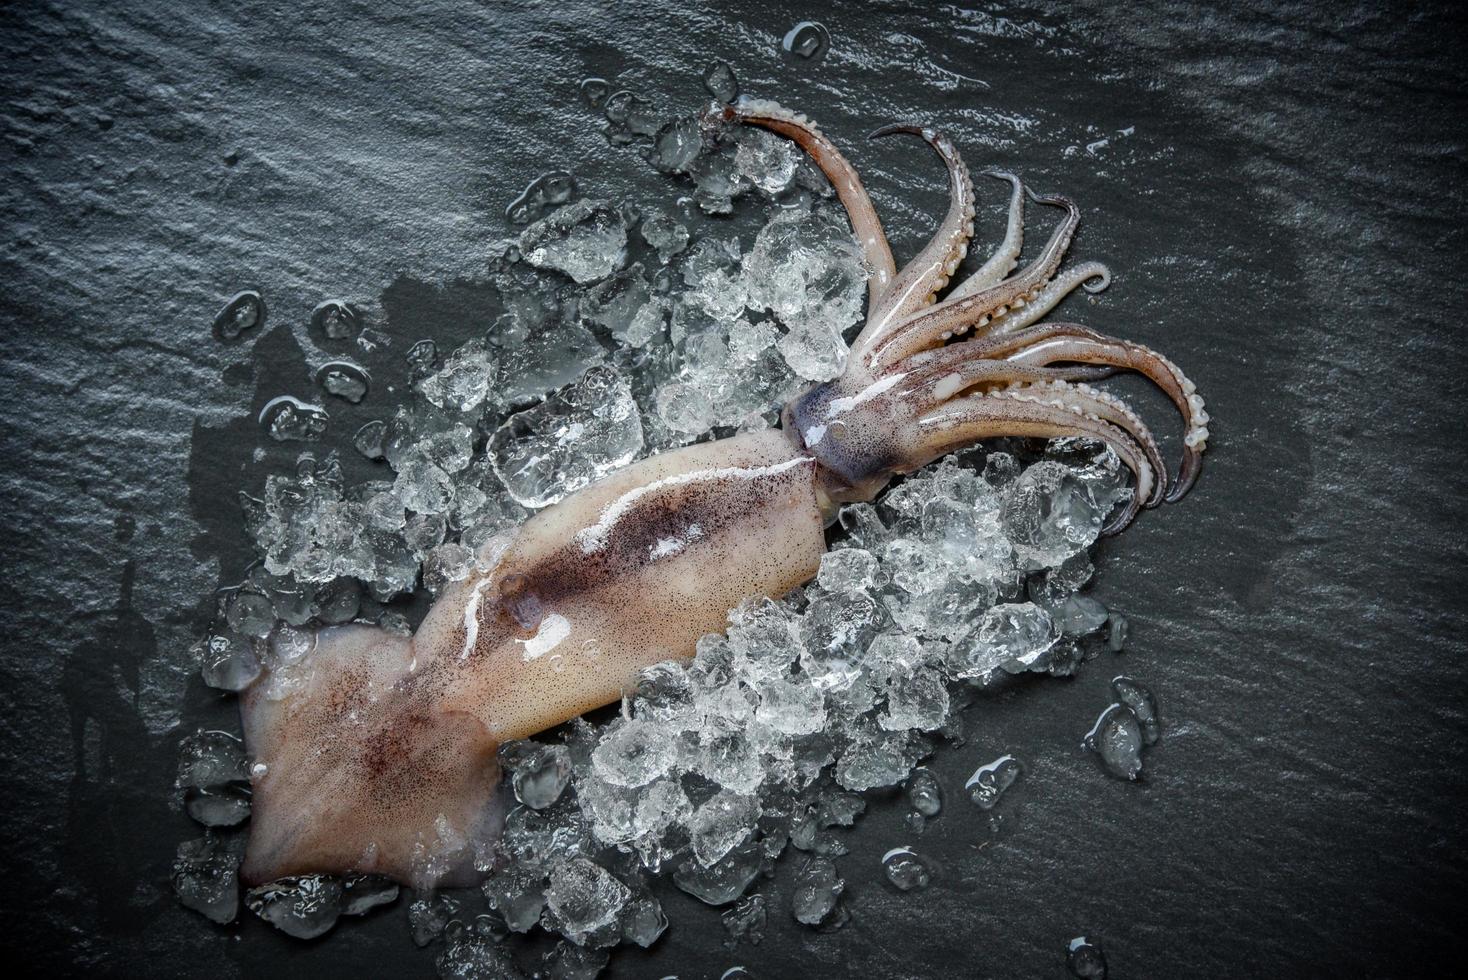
[721,893,766,947]
[591,720,676,788]
[791,855,843,925]
[620,890,668,947]
[501,741,573,809]
[197,631,261,692]
[172,834,243,924]
[483,866,547,933]
[641,210,691,263]
[816,548,879,593]
[340,873,399,916]
[415,340,496,413]
[673,839,764,905]
[880,666,950,732]
[246,875,344,940]
[955,602,1060,678]
[690,790,762,867]
[519,199,627,284]
[734,129,799,197]
[544,858,631,945]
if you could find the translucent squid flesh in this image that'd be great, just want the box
[240,98,1208,888]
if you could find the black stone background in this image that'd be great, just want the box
[2,0,1466,976]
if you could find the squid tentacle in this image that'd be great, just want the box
[895,361,1167,509]
[914,393,1155,534]
[990,261,1111,336]
[712,97,895,302]
[858,123,975,339]
[863,193,1082,369]
[1000,323,1209,502]
[947,170,1026,299]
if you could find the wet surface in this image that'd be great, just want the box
[2,0,1465,975]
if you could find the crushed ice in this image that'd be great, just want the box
[183,58,1162,974]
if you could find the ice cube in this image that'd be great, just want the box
[689,790,762,867]
[721,893,766,947]
[640,210,690,263]
[500,741,572,809]
[416,339,496,414]
[620,890,668,947]
[482,866,547,933]
[519,199,627,284]
[672,839,764,905]
[172,834,243,924]
[489,366,644,508]
[591,720,676,788]
[543,858,631,945]
[791,855,844,926]
[246,875,343,939]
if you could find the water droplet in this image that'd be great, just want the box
[582,638,602,660]
[258,396,329,442]
[781,21,830,64]
[548,653,566,673]
[251,762,268,779]
[604,90,635,124]
[353,419,386,460]
[506,171,579,225]
[906,766,943,817]
[703,61,739,103]
[1067,936,1108,979]
[315,361,370,403]
[1084,704,1143,780]
[1112,676,1160,745]
[966,754,1022,809]
[881,846,931,891]
[310,300,360,341]
[579,77,611,110]
[213,290,265,341]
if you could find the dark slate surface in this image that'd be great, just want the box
[3,1,1465,976]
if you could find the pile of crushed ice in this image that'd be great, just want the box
[179,61,1164,978]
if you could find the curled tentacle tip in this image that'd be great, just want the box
[1165,449,1204,504]
[1083,267,1113,293]
[982,170,1022,187]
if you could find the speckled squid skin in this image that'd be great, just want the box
[240,429,827,887]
